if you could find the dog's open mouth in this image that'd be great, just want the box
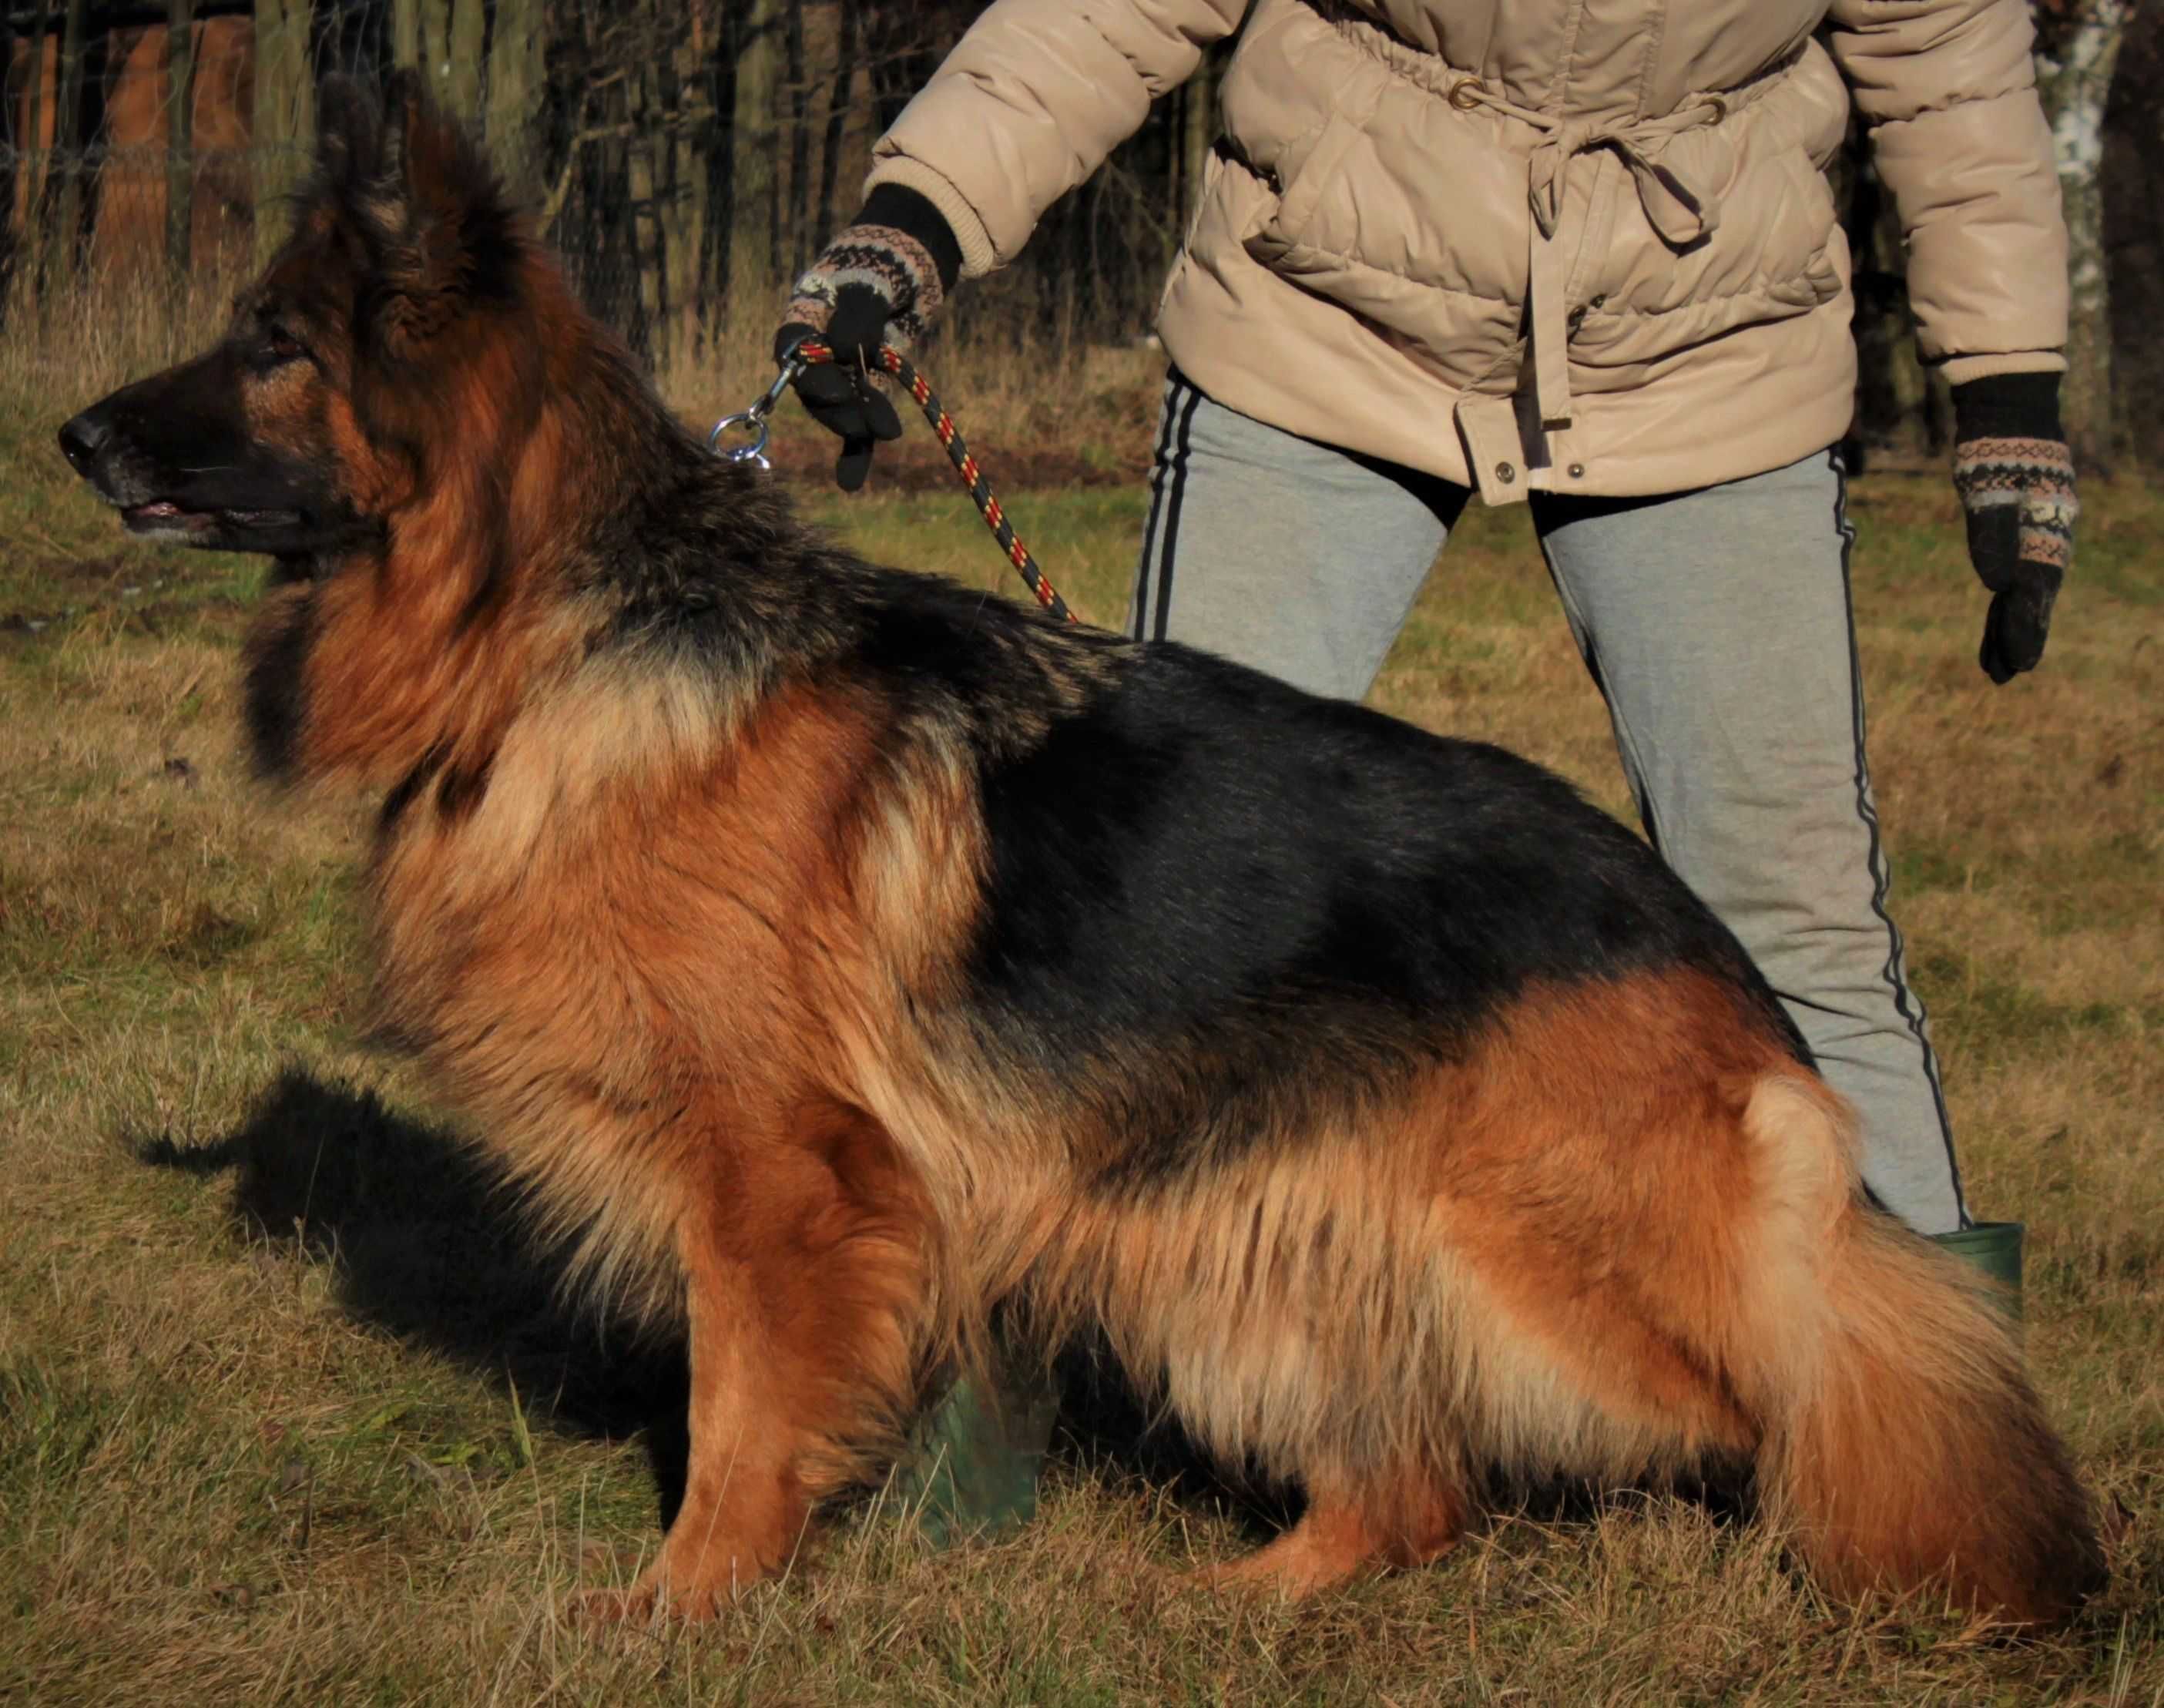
[122,500,304,537]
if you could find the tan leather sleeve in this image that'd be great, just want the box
[1826,0,2068,383]
[865,0,1250,280]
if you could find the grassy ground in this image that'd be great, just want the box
[2,327,2162,1704]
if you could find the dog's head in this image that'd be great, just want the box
[57,73,531,563]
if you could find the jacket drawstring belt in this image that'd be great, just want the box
[1451,79,1728,434]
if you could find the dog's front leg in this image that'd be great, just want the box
[577,1107,930,1624]
[578,1191,807,1622]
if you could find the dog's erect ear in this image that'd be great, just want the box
[346,69,520,350]
[315,75,384,193]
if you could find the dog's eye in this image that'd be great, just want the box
[266,326,307,364]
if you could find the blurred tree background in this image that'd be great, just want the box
[2,0,2156,465]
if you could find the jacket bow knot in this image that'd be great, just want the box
[1457,79,1728,430]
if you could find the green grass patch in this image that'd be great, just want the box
[1912,947,2143,1059]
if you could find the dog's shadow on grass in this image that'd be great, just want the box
[139,1065,699,1524]
[136,1065,1278,1539]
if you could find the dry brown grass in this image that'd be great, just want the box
[2,280,2160,1703]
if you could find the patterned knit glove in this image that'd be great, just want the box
[1951,373,2078,686]
[775,185,962,492]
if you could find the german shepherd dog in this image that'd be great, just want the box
[59,75,2104,1625]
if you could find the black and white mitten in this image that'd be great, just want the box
[1950,372,2078,685]
[774,186,963,491]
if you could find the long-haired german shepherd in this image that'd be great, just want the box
[59,74,2104,1625]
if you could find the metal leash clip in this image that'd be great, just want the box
[707,352,806,471]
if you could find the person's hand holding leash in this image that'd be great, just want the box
[1951,372,2078,685]
[777,186,963,491]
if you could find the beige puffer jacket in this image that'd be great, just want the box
[868,0,2067,505]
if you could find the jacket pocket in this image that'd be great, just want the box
[1244,112,1366,264]
[1223,70,1528,384]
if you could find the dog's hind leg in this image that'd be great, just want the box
[1200,1460,1471,1600]
[579,1100,932,1623]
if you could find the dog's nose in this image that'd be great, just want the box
[58,410,111,476]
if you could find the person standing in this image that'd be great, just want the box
[774,0,2076,1536]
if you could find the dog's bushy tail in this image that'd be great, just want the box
[1743,1080,2105,1626]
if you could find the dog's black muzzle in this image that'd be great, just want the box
[59,361,371,559]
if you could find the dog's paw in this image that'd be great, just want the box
[567,1565,748,1627]
[565,1582,660,1628]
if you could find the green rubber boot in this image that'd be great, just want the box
[1930,1220,2025,1320]
[891,1364,1060,1548]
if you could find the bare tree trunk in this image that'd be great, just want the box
[166,0,197,286]
[662,8,713,348]
[418,1,451,102]
[731,0,779,298]
[482,0,546,206]
[2099,0,2162,465]
[42,0,89,294]
[0,5,18,314]
[783,0,810,279]
[1844,128,1935,456]
[703,9,737,293]
[253,0,314,263]
[814,0,861,249]
[762,5,783,278]
[2035,0,2132,467]
[394,0,481,116]
[864,1,934,132]
[445,0,484,118]
[23,0,52,260]
[391,0,419,69]
[627,55,666,361]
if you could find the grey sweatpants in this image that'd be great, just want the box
[1130,374,1967,1235]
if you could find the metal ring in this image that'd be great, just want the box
[707,410,773,470]
[1703,93,1728,124]
[1448,78,1486,112]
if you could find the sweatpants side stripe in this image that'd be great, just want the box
[1152,385,1205,642]
[1132,372,1184,643]
[1830,447,1967,1226]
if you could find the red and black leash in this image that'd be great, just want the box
[713,341,1077,625]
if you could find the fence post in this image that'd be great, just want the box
[252,0,314,264]
[44,0,87,293]
[22,0,50,297]
[166,0,197,288]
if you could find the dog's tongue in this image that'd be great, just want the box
[125,501,218,534]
